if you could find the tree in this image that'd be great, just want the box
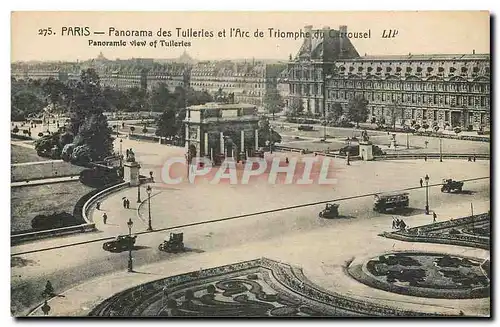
[263,88,284,120]
[326,102,343,124]
[73,113,114,161]
[12,126,19,134]
[149,83,172,112]
[127,87,147,112]
[155,110,177,139]
[422,123,430,132]
[66,69,113,161]
[389,101,405,129]
[258,117,282,147]
[11,90,46,121]
[130,126,136,134]
[42,77,67,112]
[454,127,462,135]
[287,97,304,116]
[346,96,369,127]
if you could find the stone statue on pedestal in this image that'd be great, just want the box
[126,148,136,163]
[361,129,370,143]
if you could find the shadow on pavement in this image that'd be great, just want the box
[132,245,151,251]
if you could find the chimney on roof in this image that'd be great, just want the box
[338,25,347,58]
[304,25,313,55]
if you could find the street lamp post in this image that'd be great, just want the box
[424,174,430,215]
[146,185,153,231]
[127,218,134,272]
[439,135,443,162]
[119,139,123,167]
[137,183,141,203]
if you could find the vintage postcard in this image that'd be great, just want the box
[10,11,490,318]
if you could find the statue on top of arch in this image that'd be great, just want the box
[214,88,235,104]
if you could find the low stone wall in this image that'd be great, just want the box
[11,181,128,245]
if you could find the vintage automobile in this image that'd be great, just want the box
[441,179,464,193]
[158,232,185,253]
[319,203,340,219]
[252,148,265,158]
[103,235,137,252]
[373,192,410,213]
[298,125,314,131]
[213,153,226,166]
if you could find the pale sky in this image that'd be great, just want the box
[11,11,490,62]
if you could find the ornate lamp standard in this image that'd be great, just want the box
[119,139,123,167]
[424,174,430,215]
[127,218,134,272]
[146,185,153,231]
[137,183,141,203]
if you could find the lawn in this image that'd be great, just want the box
[11,181,94,233]
[11,144,47,164]
[11,161,86,182]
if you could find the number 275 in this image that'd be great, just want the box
[38,28,53,36]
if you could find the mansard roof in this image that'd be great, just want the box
[294,26,360,62]
[348,53,490,62]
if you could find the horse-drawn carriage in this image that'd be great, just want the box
[319,203,340,219]
[158,233,185,253]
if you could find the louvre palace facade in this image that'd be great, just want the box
[287,25,490,130]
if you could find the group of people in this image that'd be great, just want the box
[123,197,131,209]
[392,217,407,230]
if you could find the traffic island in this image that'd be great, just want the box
[379,213,490,250]
[347,251,490,300]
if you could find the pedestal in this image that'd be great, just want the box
[124,161,141,186]
[359,142,374,161]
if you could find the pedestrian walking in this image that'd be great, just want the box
[424,155,427,161]
[41,300,51,316]
[419,178,423,187]
[96,201,101,211]
[473,155,476,162]
[123,198,127,208]
[285,157,289,164]
[468,156,472,162]
[103,213,108,225]
[433,212,437,223]
[126,199,130,209]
